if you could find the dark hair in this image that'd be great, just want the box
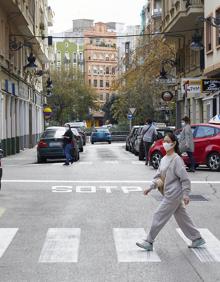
[182,116,190,124]
[165,132,181,155]
[146,118,153,124]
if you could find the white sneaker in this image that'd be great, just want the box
[136,240,153,251]
[189,238,206,248]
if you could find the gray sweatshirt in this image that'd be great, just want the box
[149,153,191,199]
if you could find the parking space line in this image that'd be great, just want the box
[39,228,81,263]
[0,228,18,258]
[176,228,220,262]
[113,228,161,262]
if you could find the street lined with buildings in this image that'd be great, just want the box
[0,143,220,281]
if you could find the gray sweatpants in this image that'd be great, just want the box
[146,197,201,243]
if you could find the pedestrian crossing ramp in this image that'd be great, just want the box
[0,228,220,263]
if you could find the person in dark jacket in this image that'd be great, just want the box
[63,124,74,166]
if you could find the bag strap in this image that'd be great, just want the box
[163,155,178,180]
[142,124,152,136]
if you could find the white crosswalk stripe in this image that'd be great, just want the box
[0,228,18,258]
[39,228,81,263]
[176,228,220,263]
[0,227,220,263]
[113,228,161,262]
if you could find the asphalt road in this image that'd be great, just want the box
[0,142,220,282]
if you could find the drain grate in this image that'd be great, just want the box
[152,194,208,202]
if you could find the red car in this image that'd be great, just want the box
[149,123,220,171]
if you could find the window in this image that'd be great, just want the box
[106,54,109,61]
[79,52,83,62]
[112,67,115,74]
[100,80,103,88]
[93,54,97,60]
[93,67,98,75]
[106,67,109,74]
[206,19,213,51]
[93,80,97,87]
[216,9,220,46]
[99,67,103,75]
[89,79,91,86]
[99,93,104,100]
[106,81,110,88]
[195,126,215,138]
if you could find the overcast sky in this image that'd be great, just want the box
[48,0,145,33]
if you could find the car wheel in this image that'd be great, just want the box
[91,142,94,144]
[150,151,162,169]
[207,152,220,171]
[37,155,46,163]
[108,141,111,144]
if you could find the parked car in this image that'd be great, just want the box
[37,127,79,163]
[125,126,141,152]
[149,123,220,171]
[91,128,112,144]
[71,128,84,152]
[134,127,174,160]
[0,149,3,190]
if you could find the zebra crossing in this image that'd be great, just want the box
[0,228,220,263]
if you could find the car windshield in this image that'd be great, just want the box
[42,128,65,138]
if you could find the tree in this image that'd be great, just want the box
[112,37,176,124]
[46,67,97,125]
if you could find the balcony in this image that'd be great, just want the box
[161,0,204,32]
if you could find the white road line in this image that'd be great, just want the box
[2,180,220,184]
[176,228,220,263]
[113,228,161,262]
[0,228,18,258]
[39,228,81,263]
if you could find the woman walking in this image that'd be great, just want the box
[136,132,205,251]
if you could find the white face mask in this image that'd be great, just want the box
[163,142,174,152]
[181,121,186,127]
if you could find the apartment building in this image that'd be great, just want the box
[203,0,220,121]
[0,0,53,156]
[160,0,204,126]
[84,22,118,106]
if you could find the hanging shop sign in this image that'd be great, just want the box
[201,79,220,92]
[161,91,173,102]
[181,78,201,95]
[43,106,52,119]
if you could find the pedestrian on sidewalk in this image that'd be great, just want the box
[142,119,157,165]
[63,124,74,166]
[136,132,205,251]
[179,116,195,172]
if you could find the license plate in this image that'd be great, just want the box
[49,142,62,147]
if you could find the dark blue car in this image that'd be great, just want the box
[91,128,112,144]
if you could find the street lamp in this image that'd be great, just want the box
[198,16,220,28]
[23,53,38,76]
[190,30,204,51]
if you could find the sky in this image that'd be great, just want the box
[48,0,145,33]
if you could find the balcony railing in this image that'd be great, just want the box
[161,0,204,31]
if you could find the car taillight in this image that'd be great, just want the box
[38,140,48,148]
